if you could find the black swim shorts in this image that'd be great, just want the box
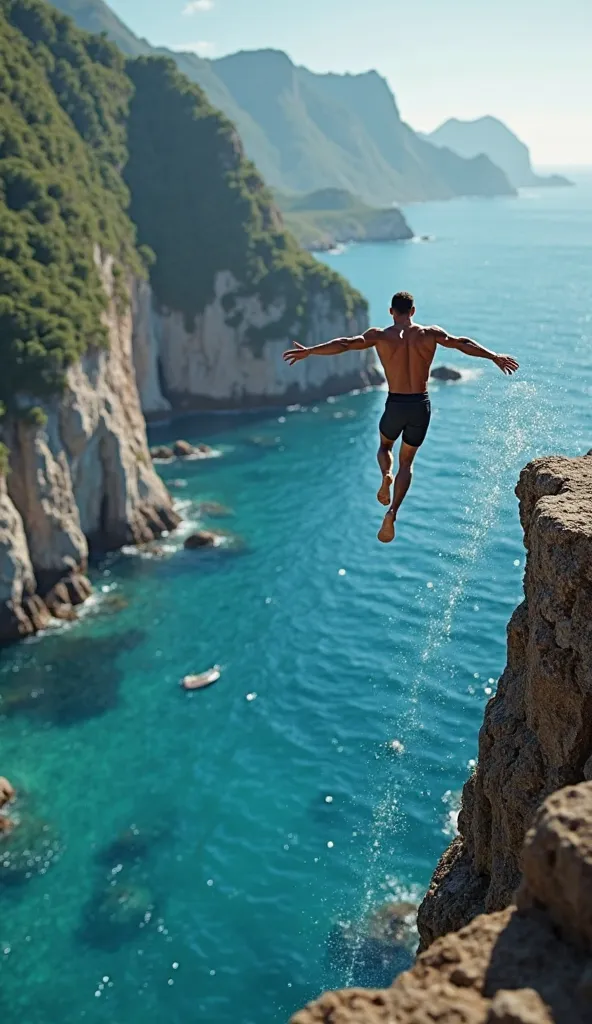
[379,392,432,448]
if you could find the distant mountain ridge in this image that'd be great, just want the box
[426,117,572,189]
[47,0,516,205]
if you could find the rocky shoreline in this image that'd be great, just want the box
[292,451,592,1023]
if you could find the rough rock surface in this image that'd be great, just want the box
[0,478,38,642]
[418,452,592,947]
[184,531,218,550]
[0,253,179,642]
[133,271,381,415]
[292,453,592,1024]
[0,777,15,809]
[291,783,592,1024]
[431,365,463,382]
[131,278,172,417]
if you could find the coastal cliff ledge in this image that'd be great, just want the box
[418,451,592,947]
[291,451,592,1023]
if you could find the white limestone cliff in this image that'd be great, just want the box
[133,270,381,416]
[0,251,179,643]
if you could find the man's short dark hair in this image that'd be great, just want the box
[391,291,414,315]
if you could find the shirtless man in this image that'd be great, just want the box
[283,291,519,544]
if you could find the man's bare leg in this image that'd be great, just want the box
[378,442,418,543]
[377,433,395,506]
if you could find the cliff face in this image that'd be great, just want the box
[124,55,376,416]
[418,452,592,947]
[292,452,592,1023]
[292,782,592,1024]
[133,271,376,415]
[0,254,178,643]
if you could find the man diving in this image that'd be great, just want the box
[283,291,519,544]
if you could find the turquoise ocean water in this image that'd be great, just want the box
[1,175,591,1024]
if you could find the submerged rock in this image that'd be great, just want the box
[0,629,146,726]
[81,880,156,950]
[197,502,233,519]
[184,531,218,550]
[0,811,61,885]
[430,365,462,382]
[326,902,417,988]
[96,823,167,868]
[101,593,130,614]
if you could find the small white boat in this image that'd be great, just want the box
[181,666,221,691]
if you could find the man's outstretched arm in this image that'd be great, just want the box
[283,329,383,366]
[431,326,519,375]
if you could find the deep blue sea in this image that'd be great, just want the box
[1,174,591,1024]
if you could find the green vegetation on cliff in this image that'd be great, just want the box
[0,0,364,416]
[0,0,139,411]
[125,57,364,339]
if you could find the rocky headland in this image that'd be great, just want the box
[0,0,377,640]
[292,451,592,1023]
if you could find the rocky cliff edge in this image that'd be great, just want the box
[133,270,380,416]
[292,451,592,1023]
[292,782,592,1023]
[418,451,592,945]
[0,251,179,643]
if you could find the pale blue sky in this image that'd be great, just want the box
[110,0,591,165]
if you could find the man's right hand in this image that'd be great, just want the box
[283,342,309,366]
[493,354,520,375]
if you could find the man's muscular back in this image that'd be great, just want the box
[371,324,437,394]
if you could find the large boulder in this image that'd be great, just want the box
[150,445,174,461]
[45,573,93,620]
[184,531,218,550]
[431,365,462,381]
[172,440,195,458]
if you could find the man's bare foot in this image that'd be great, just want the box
[378,510,396,544]
[377,473,394,506]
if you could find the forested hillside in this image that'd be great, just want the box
[125,57,362,338]
[0,0,139,414]
[0,0,363,422]
[49,0,516,205]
